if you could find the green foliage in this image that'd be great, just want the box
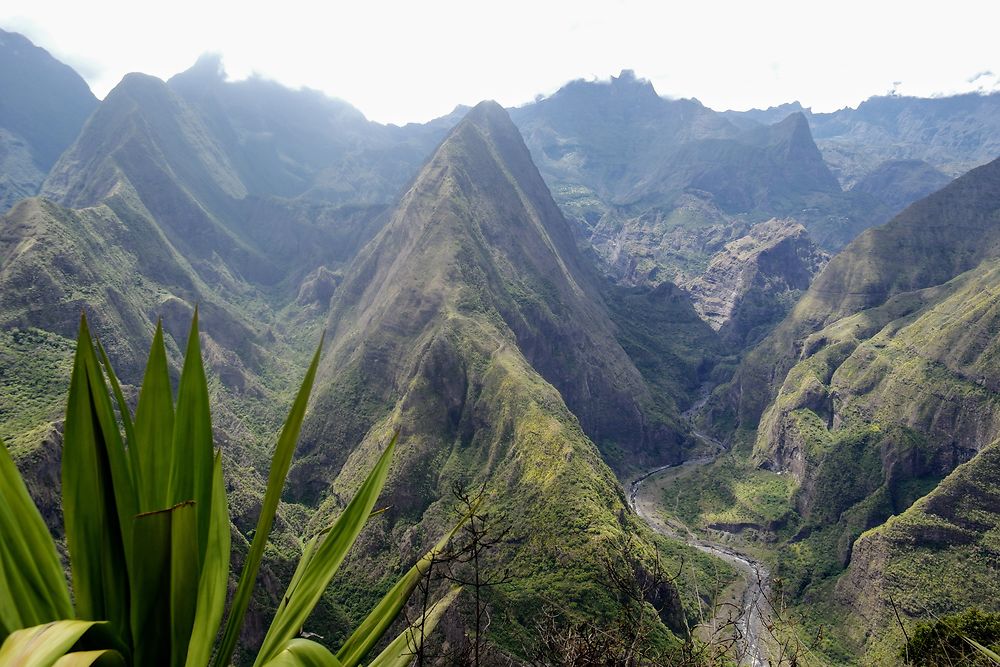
[0,313,464,666]
[657,452,797,531]
[0,328,74,455]
[902,609,1000,666]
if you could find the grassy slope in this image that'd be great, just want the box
[290,102,735,655]
[838,440,1000,664]
[696,156,1000,663]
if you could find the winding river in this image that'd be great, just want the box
[629,420,772,666]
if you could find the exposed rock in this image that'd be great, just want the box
[682,219,828,347]
[295,265,341,307]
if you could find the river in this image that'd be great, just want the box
[629,415,772,665]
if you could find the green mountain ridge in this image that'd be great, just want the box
[297,100,700,490]
[6,29,1000,664]
[716,155,1000,662]
[280,100,726,652]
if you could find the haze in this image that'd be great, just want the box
[2,0,998,126]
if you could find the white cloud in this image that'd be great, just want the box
[2,0,998,124]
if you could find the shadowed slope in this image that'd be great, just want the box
[298,101,687,491]
[289,102,708,647]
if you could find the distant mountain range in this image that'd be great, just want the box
[3,28,1000,664]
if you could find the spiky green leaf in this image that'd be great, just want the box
[52,649,127,666]
[367,587,462,667]
[964,636,1000,664]
[95,339,136,457]
[262,639,343,667]
[0,439,72,640]
[183,453,231,667]
[63,315,135,644]
[255,435,397,666]
[129,501,198,667]
[169,309,214,564]
[0,620,110,667]
[132,321,175,511]
[336,509,470,667]
[213,339,324,667]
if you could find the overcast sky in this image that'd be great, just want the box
[2,0,998,125]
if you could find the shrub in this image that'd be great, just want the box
[0,312,463,666]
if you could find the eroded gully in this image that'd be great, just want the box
[628,396,771,667]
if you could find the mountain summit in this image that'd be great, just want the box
[299,100,685,488]
[288,100,695,632]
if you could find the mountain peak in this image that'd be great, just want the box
[0,27,98,172]
[612,68,658,96]
[185,52,226,80]
[462,99,508,125]
[107,71,171,100]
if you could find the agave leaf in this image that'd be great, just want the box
[254,435,397,666]
[0,620,108,667]
[336,507,472,667]
[52,649,127,666]
[133,321,175,511]
[95,339,137,456]
[169,309,214,564]
[129,501,198,667]
[367,587,462,667]
[0,439,72,639]
[63,315,135,644]
[213,339,324,667]
[183,453,231,667]
[261,639,344,667]
[965,636,1000,663]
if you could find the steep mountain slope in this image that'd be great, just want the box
[850,159,952,215]
[288,102,721,647]
[167,54,459,206]
[1,64,421,661]
[716,156,1000,661]
[510,70,737,204]
[726,93,1000,190]
[730,156,1000,427]
[682,218,829,348]
[837,439,1000,660]
[0,29,98,211]
[2,65,422,475]
[298,101,693,486]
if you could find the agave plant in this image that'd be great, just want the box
[0,312,462,666]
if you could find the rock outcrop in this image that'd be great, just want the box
[683,218,828,347]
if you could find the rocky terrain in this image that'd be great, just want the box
[682,218,829,347]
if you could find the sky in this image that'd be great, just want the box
[2,0,998,125]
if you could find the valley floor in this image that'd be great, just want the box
[630,412,774,666]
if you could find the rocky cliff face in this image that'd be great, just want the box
[835,440,1000,657]
[510,77,890,309]
[682,218,828,347]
